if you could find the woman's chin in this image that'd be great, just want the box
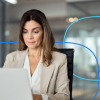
[28,46,37,49]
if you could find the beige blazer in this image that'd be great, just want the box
[3,48,70,100]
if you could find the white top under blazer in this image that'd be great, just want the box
[23,47,50,100]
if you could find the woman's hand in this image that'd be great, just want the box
[32,94,42,100]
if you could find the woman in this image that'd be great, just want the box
[3,9,70,100]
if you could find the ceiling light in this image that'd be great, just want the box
[69,17,74,22]
[5,0,17,4]
[74,17,78,22]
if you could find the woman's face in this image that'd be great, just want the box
[22,20,43,49]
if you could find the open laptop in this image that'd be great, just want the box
[0,68,33,100]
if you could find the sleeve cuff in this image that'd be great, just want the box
[41,94,51,100]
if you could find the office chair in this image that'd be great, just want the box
[58,49,74,100]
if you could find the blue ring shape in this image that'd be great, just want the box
[62,16,100,100]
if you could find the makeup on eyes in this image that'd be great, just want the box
[23,28,39,33]
[23,27,40,30]
[23,31,38,33]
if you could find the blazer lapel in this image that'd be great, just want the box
[8,48,29,68]
[40,62,55,94]
[8,48,55,94]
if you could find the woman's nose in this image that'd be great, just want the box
[28,32,33,39]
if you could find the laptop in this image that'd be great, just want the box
[0,68,33,100]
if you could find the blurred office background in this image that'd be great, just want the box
[0,0,100,99]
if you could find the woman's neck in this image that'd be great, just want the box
[28,47,42,57]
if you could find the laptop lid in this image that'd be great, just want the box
[0,68,33,100]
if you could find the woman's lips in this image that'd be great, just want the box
[28,41,35,44]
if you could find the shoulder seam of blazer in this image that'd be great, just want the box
[5,49,67,63]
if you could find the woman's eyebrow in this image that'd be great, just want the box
[32,27,40,30]
[23,27,40,30]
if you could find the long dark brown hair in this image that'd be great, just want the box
[18,9,59,67]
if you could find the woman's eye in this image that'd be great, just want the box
[23,31,27,33]
[34,31,38,33]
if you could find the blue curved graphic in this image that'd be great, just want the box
[63,16,100,48]
[73,73,100,81]
[0,42,18,43]
[56,42,100,81]
[62,16,100,100]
